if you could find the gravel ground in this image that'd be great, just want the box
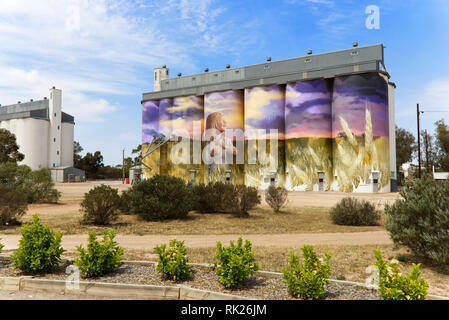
[0,259,380,300]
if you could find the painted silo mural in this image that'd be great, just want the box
[158,98,174,176]
[141,71,392,193]
[142,100,161,178]
[167,95,204,184]
[332,73,390,192]
[285,79,333,191]
[244,85,285,189]
[204,90,245,184]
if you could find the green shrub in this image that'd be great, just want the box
[193,182,230,213]
[129,175,195,221]
[0,238,4,253]
[26,168,61,203]
[329,197,381,226]
[74,229,124,278]
[192,182,260,217]
[154,239,192,281]
[80,184,121,225]
[0,183,28,226]
[0,162,29,225]
[371,248,428,300]
[385,175,449,267]
[119,189,133,214]
[265,185,288,213]
[214,238,259,289]
[282,245,331,300]
[11,215,65,274]
[231,185,261,217]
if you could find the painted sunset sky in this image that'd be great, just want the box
[285,80,332,140]
[244,85,285,139]
[204,90,244,130]
[332,73,389,138]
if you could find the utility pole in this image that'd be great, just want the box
[417,103,421,178]
[425,129,429,172]
[122,149,125,184]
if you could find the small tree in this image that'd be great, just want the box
[385,175,449,267]
[265,186,288,213]
[0,162,29,225]
[26,168,61,203]
[80,184,121,225]
[0,128,24,163]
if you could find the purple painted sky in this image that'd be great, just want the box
[285,79,332,139]
[332,73,389,138]
[244,85,285,139]
[142,100,160,143]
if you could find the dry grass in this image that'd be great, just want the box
[1,204,386,235]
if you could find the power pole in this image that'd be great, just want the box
[122,149,125,184]
[425,129,429,172]
[417,103,421,178]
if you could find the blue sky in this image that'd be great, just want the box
[0,0,448,165]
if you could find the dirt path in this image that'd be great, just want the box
[0,231,392,252]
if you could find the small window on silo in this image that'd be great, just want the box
[57,151,59,155]
[54,138,56,142]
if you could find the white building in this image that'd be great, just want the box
[0,87,83,181]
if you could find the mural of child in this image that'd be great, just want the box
[205,112,237,163]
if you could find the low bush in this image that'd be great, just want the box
[214,238,259,289]
[193,182,231,213]
[119,188,133,214]
[282,245,331,300]
[0,238,3,253]
[154,239,192,281]
[231,185,261,217]
[371,248,428,300]
[128,175,195,221]
[80,184,121,225]
[74,229,124,278]
[385,175,449,267]
[11,215,65,274]
[193,183,260,217]
[265,186,288,213]
[329,197,381,226]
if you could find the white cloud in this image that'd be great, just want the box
[0,0,234,123]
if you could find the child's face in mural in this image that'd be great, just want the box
[217,117,227,133]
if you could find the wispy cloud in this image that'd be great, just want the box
[0,0,237,122]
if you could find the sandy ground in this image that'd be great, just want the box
[0,231,392,252]
[25,180,401,216]
[0,180,398,252]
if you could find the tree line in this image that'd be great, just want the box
[396,118,449,179]
[73,141,141,180]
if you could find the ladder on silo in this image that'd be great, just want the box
[140,135,169,172]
